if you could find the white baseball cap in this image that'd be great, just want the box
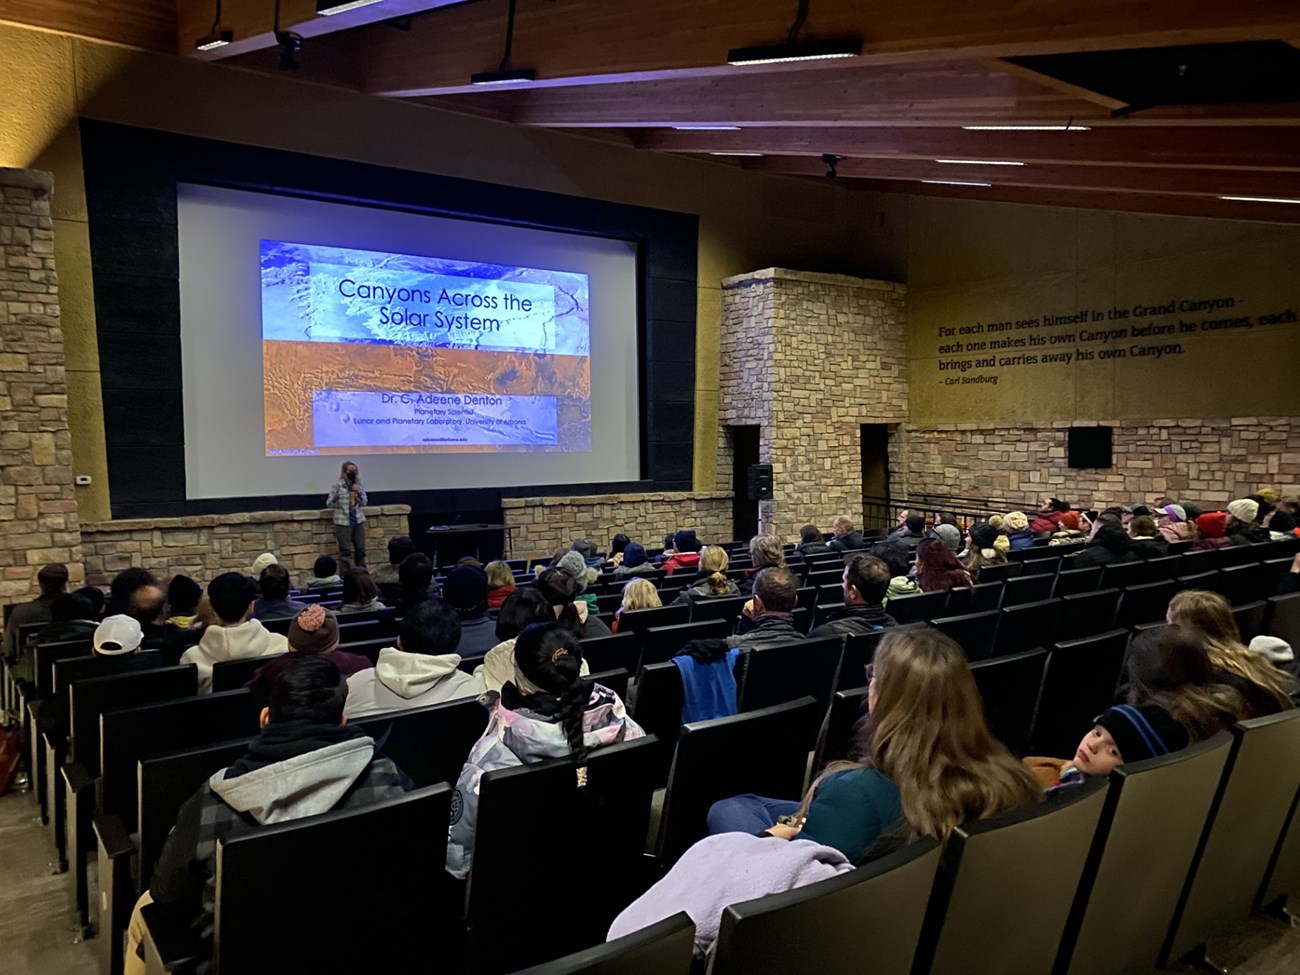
[93,615,144,656]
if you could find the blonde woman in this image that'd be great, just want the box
[484,560,517,611]
[1167,590,1298,716]
[740,535,787,596]
[707,627,1042,859]
[673,545,740,606]
[612,577,662,633]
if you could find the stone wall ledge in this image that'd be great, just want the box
[722,267,906,293]
[80,504,411,533]
[502,491,731,509]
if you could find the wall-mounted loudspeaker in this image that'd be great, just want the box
[1068,426,1113,469]
[746,463,774,501]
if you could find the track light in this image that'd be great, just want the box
[473,0,535,86]
[935,159,1026,167]
[195,0,230,51]
[962,125,1091,132]
[710,152,763,157]
[317,0,384,14]
[728,0,860,65]
[1220,196,1300,205]
[822,153,841,179]
[276,30,303,70]
[921,179,992,187]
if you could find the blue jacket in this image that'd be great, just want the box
[672,648,740,723]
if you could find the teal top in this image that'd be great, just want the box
[799,767,904,862]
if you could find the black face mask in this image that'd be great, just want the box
[346,470,357,482]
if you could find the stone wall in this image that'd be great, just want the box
[0,168,84,611]
[719,269,908,538]
[891,418,1300,510]
[79,505,411,586]
[502,492,734,557]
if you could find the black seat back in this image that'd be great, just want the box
[1056,589,1121,641]
[993,599,1061,656]
[512,914,695,975]
[1055,733,1233,975]
[579,632,640,674]
[34,638,93,696]
[658,697,819,864]
[975,562,1022,584]
[737,636,843,712]
[1054,566,1102,597]
[69,665,196,773]
[969,649,1047,757]
[100,690,261,830]
[838,630,887,689]
[1218,544,1263,568]
[812,686,866,775]
[1259,784,1300,915]
[1019,556,1062,579]
[1002,574,1055,607]
[1217,562,1270,607]
[588,668,630,701]
[1231,600,1268,642]
[1161,711,1300,966]
[887,591,949,625]
[617,604,690,637]
[1028,630,1129,759]
[215,785,451,974]
[1267,592,1300,648]
[930,611,999,661]
[712,838,943,975]
[469,737,661,971]
[1115,579,1179,629]
[631,661,687,782]
[1177,549,1220,576]
[1099,560,1150,590]
[351,696,490,789]
[640,619,730,668]
[54,651,162,704]
[210,653,287,693]
[689,594,749,624]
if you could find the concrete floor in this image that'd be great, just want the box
[1,782,1298,975]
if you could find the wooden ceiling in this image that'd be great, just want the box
[9,0,1300,222]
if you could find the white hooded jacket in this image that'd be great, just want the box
[181,619,288,693]
[343,646,485,718]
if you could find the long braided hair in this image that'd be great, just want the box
[513,622,591,762]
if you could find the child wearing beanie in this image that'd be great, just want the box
[245,604,372,707]
[1025,703,1190,792]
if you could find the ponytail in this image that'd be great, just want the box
[514,622,591,762]
[707,571,730,595]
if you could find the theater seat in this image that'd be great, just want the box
[969,649,1047,757]
[887,591,949,625]
[812,686,867,774]
[1001,574,1055,607]
[992,598,1061,656]
[510,913,695,975]
[1028,630,1129,759]
[930,611,999,662]
[1056,589,1121,641]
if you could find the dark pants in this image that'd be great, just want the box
[334,521,367,571]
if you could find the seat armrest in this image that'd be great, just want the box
[140,902,202,975]
[62,759,95,794]
[94,812,135,859]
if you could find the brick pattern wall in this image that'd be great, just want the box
[79,506,411,586]
[891,418,1300,510]
[503,492,734,557]
[0,168,84,610]
[719,269,908,538]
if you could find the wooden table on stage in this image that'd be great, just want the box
[425,524,516,563]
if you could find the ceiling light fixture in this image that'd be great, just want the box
[674,125,742,131]
[195,0,231,51]
[709,152,763,157]
[935,159,1026,166]
[728,0,861,65]
[1220,195,1300,205]
[921,179,992,187]
[961,125,1092,132]
[472,0,536,85]
[317,0,384,14]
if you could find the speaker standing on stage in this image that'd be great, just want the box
[327,461,368,571]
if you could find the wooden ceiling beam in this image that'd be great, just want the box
[746,155,1300,199]
[0,0,175,50]
[357,0,1300,97]
[632,126,1300,172]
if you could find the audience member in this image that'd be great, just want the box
[1123,625,1245,740]
[1029,498,1071,534]
[343,601,483,717]
[700,627,1039,861]
[250,564,308,622]
[337,568,383,614]
[371,534,416,596]
[1268,510,1299,541]
[1226,498,1269,546]
[1191,511,1231,550]
[1025,704,1189,791]
[181,573,289,693]
[915,538,974,593]
[394,553,437,615]
[872,538,919,604]
[304,555,342,590]
[672,546,740,606]
[739,535,787,596]
[165,575,203,628]
[571,538,603,570]
[1,562,69,661]
[607,533,631,565]
[612,578,662,632]
[732,567,804,649]
[1128,515,1170,557]
[536,567,612,639]
[483,561,517,611]
[1003,511,1035,550]
[610,541,655,578]
[249,552,278,578]
[1156,504,1191,543]
[443,565,498,657]
[929,522,962,555]
[246,604,372,708]
[887,509,911,538]
[12,591,98,683]
[447,622,643,877]
[1167,590,1298,715]
[474,589,586,694]
[797,524,830,557]
[961,523,1009,574]
[106,567,157,616]
[556,550,599,613]
[663,530,704,576]
[127,583,188,664]
[126,656,408,975]
[1072,517,1140,568]
[77,585,105,619]
[827,516,866,552]
[809,555,897,638]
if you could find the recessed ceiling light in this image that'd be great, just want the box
[921,180,992,187]
[1220,195,1300,205]
[935,159,1026,166]
[195,29,232,51]
[709,152,763,157]
[961,125,1091,132]
[674,125,742,131]
[470,68,536,85]
[317,0,383,14]
[727,38,862,66]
